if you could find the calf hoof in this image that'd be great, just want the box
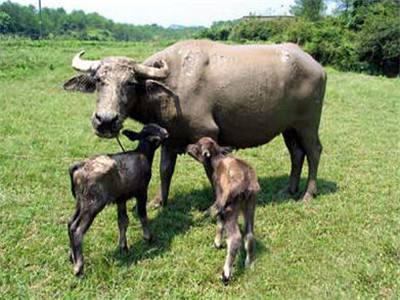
[300,191,315,203]
[69,251,75,264]
[73,264,84,277]
[150,196,164,209]
[144,232,154,243]
[213,241,225,249]
[220,272,230,285]
[245,257,253,268]
[119,245,129,254]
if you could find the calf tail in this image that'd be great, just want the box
[68,162,83,199]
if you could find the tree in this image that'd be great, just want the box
[290,0,326,21]
[0,11,11,33]
[356,0,400,76]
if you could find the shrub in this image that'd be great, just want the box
[356,0,400,76]
[0,11,11,34]
[196,21,236,41]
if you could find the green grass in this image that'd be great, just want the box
[0,39,399,299]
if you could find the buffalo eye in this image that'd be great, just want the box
[94,77,105,87]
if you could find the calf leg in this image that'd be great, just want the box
[282,129,305,195]
[221,208,241,285]
[117,201,129,253]
[67,203,81,264]
[214,214,225,249]
[70,212,94,276]
[152,145,177,208]
[297,129,323,202]
[244,195,256,267]
[70,201,105,276]
[137,192,152,242]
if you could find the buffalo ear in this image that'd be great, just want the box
[144,79,181,122]
[145,79,175,99]
[122,129,140,141]
[63,74,96,93]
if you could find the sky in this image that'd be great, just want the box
[6,0,297,27]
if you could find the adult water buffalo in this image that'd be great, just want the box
[64,40,326,206]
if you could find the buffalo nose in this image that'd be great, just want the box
[92,113,121,131]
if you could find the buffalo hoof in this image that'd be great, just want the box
[277,186,297,199]
[220,272,230,285]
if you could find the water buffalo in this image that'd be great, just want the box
[64,40,326,205]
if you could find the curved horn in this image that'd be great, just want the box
[134,60,169,79]
[72,51,100,73]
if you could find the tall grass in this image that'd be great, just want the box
[0,40,399,299]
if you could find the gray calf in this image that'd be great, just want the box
[68,124,168,276]
[187,137,260,284]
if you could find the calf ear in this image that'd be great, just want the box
[219,146,232,155]
[122,130,140,141]
[63,74,96,93]
[186,144,204,163]
[146,135,161,144]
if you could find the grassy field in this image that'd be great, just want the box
[0,39,399,299]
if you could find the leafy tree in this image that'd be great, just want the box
[0,1,39,37]
[197,21,236,40]
[0,11,11,33]
[290,0,326,21]
[356,0,400,76]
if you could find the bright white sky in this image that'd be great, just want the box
[6,0,296,27]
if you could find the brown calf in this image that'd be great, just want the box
[187,137,260,284]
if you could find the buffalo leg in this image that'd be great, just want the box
[152,145,177,208]
[281,129,305,195]
[117,201,129,253]
[137,191,152,241]
[298,129,323,202]
[221,207,241,285]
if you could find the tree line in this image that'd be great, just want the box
[1,0,398,76]
[0,1,202,41]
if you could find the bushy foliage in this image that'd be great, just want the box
[284,17,360,71]
[0,1,202,41]
[197,21,236,41]
[290,0,326,21]
[0,11,11,33]
[230,18,293,42]
[197,0,399,76]
[355,0,400,76]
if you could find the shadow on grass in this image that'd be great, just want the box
[109,175,337,274]
[257,175,338,205]
[109,189,211,268]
